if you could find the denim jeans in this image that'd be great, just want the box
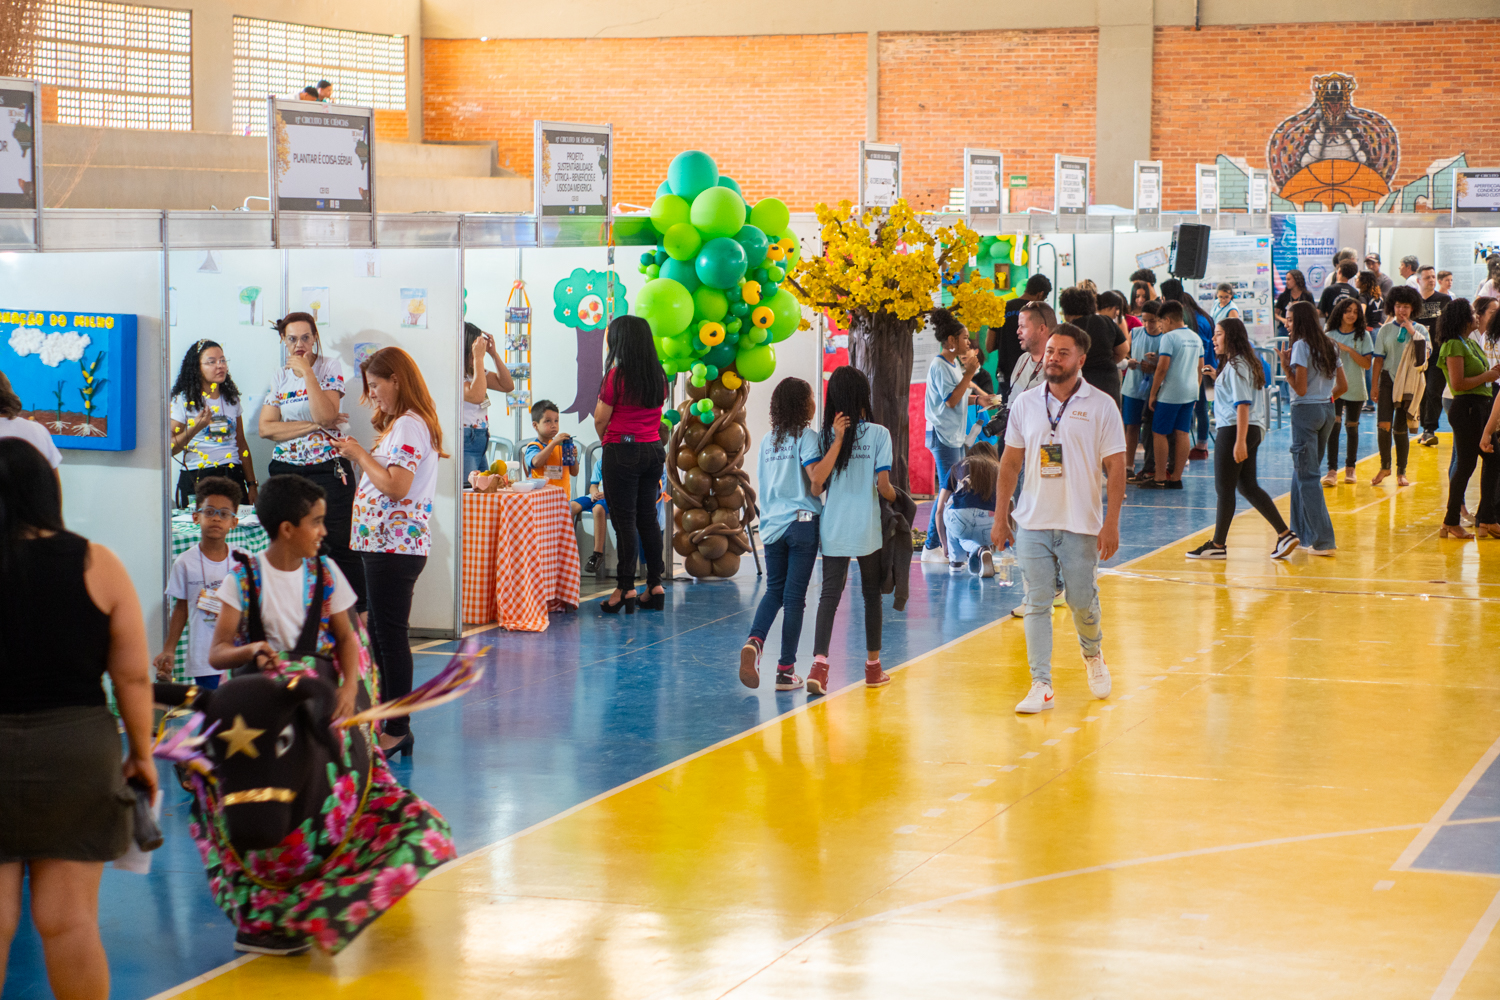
[462,425,490,478]
[1015,528,1102,685]
[1289,402,1337,550]
[943,506,995,561]
[748,518,819,667]
[925,434,965,544]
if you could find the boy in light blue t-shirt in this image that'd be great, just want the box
[1145,301,1203,489]
[921,309,982,559]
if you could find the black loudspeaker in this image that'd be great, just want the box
[1169,223,1211,279]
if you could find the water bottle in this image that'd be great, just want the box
[994,545,1016,587]
[560,439,577,467]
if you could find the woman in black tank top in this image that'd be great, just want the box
[0,438,157,999]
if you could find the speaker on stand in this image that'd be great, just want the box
[1169,223,1211,280]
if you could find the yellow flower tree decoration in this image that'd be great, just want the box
[787,199,1008,489]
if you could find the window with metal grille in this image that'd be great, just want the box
[232,17,405,137]
[30,0,192,131]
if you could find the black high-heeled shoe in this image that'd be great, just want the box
[381,732,414,759]
[601,591,636,615]
[635,589,665,612]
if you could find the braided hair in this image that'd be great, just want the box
[170,339,240,411]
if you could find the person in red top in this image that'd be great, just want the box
[593,316,668,614]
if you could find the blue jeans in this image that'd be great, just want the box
[748,518,820,667]
[943,506,994,561]
[926,435,964,544]
[1289,403,1337,550]
[1015,528,1103,685]
[462,425,489,478]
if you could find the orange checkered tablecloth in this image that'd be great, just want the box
[462,487,581,631]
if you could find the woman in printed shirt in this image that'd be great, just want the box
[258,312,363,608]
[335,347,446,756]
[169,339,257,508]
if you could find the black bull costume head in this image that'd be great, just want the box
[156,674,370,853]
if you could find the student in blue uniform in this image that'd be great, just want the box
[1144,300,1202,489]
[740,378,822,693]
[806,367,897,696]
[920,308,980,562]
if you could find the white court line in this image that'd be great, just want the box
[144,956,256,1000]
[1430,886,1500,1000]
[1392,734,1500,872]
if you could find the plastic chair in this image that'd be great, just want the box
[1253,346,1284,428]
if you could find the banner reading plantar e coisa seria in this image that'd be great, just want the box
[1270,214,1341,296]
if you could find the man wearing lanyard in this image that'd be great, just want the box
[993,323,1127,714]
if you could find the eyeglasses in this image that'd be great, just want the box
[198,506,236,520]
[203,357,230,366]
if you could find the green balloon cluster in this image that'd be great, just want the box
[632,150,804,382]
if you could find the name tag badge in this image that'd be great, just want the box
[1040,443,1064,477]
[797,509,815,522]
[196,584,222,619]
[546,463,563,481]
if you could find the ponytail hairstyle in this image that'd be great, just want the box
[1215,318,1264,391]
[768,376,814,447]
[1325,296,1367,345]
[360,346,449,458]
[822,365,872,479]
[0,438,66,573]
[170,339,241,411]
[1287,301,1339,378]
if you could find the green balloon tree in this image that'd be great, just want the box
[629,149,809,579]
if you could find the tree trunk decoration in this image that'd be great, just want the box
[665,376,757,578]
[848,312,918,492]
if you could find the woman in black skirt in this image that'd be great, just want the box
[0,438,157,999]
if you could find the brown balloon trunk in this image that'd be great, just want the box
[665,376,758,578]
[848,311,918,493]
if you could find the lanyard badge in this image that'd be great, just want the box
[1040,380,1081,478]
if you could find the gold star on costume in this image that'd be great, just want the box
[217,715,264,758]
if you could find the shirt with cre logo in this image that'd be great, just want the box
[1213,356,1269,431]
[352,412,440,556]
[1154,327,1203,405]
[818,422,893,557]
[756,427,823,545]
[1004,377,1125,536]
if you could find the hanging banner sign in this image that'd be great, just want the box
[859,142,902,210]
[1054,155,1089,215]
[1249,168,1270,214]
[267,98,373,213]
[964,148,1003,215]
[1195,163,1219,214]
[1434,228,1500,296]
[0,78,40,211]
[1453,169,1500,217]
[534,121,612,217]
[1270,213,1340,296]
[1132,160,1161,212]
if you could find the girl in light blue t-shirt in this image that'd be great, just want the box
[806,367,896,696]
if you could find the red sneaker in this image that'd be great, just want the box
[1189,446,1209,460]
[807,660,831,695]
[739,638,761,689]
[865,661,891,687]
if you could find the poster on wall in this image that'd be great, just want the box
[534,121,611,217]
[859,142,902,210]
[1191,234,1274,343]
[267,98,373,213]
[0,78,40,211]
[400,288,428,328]
[964,149,1002,215]
[1270,213,1340,295]
[299,286,331,325]
[1133,161,1161,212]
[1195,164,1219,214]
[1434,228,1500,299]
[1453,169,1500,216]
[1054,155,1089,215]
[2,308,137,450]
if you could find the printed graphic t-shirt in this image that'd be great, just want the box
[352,413,440,556]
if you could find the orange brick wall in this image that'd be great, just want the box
[1152,20,1500,209]
[423,35,867,211]
[878,29,1097,213]
[374,108,409,141]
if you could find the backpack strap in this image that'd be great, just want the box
[290,557,328,658]
[231,550,266,644]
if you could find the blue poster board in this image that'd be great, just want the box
[0,308,137,451]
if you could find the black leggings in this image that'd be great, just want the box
[1446,394,1500,527]
[362,551,426,738]
[1375,373,1412,475]
[1327,398,1363,472]
[601,441,666,594]
[1212,425,1288,546]
[813,552,882,657]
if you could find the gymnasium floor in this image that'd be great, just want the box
[6,424,1499,999]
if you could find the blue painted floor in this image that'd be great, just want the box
[5,418,1353,1000]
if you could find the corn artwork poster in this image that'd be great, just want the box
[1,308,137,450]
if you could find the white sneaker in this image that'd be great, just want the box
[1016,682,1055,714]
[920,546,947,564]
[1085,653,1112,698]
[979,549,995,578]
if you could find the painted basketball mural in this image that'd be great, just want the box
[1266,73,1400,208]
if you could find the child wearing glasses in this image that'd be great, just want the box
[154,476,245,687]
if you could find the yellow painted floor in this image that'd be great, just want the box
[172,444,1500,999]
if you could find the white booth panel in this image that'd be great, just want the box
[0,250,168,649]
[1113,230,1174,291]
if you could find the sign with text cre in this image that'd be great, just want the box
[859,141,902,210]
[535,121,612,217]
[268,98,374,213]
[1054,156,1089,215]
[964,149,1003,215]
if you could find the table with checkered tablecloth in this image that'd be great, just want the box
[167,511,269,681]
[462,487,581,630]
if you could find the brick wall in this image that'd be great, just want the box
[878,29,1097,213]
[374,109,408,141]
[423,35,867,210]
[1152,20,1500,209]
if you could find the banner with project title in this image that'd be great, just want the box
[271,103,373,212]
[1192,234,1274,343]
[1270,214,1340,296]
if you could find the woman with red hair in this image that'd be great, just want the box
[335,347,447,757]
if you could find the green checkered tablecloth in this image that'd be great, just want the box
[168,509,268,681]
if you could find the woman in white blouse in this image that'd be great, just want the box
[335,347,446,757]
[169,339,257,508]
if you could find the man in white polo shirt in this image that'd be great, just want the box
[992,323,1127,714]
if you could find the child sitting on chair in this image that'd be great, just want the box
[572,460,609,575]
[523,399,580,494]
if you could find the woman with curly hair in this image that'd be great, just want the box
[170,338,257,508]
[1277,302,1347,555]
[739,377,821,692]
[1369,285,1426,487]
